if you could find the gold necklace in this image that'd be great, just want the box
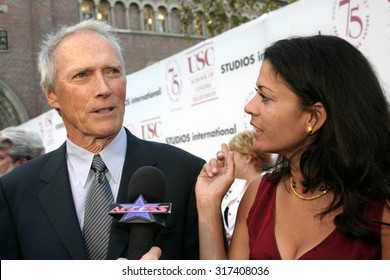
[289,175,328,201]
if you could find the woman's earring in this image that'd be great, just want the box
[306,126,314,135]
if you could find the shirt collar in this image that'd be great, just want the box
[66,127,127,187]
[99,128,126,185]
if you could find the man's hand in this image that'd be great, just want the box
[140,246,162,260]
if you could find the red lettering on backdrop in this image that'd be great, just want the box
[187,47,215,74]
[338,0,364,39]
[141,121,162,140]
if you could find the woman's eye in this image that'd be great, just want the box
[255,87,270,102]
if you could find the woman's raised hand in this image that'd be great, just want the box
[195,143,235,203]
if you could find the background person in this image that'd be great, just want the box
[0,19,205,260]
[222,130,273,244]
[0,127,45,176]
[195,35,390,260]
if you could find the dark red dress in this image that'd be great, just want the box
[247,174,382,259]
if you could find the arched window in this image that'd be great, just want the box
[97,0,110,22]
[81,0,94,20]
[0,81,29,129]
[156,7,167,32]
[129,3,140,30]
[194,12,204,36]
[143,5,154,31]
[114,1,126,29]
[170,8,181,34]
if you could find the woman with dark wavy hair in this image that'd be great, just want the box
[196,35,390,259]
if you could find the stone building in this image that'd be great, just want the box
[0,0,207,129]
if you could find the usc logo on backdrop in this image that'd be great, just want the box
[141,117,162,140]
[187,44,215,74]
[186,42,218,106]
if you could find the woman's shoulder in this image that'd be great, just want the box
[381,202,390,259]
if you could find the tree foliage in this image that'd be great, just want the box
[175,0,296,37]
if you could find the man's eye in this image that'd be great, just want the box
[107,67,121,75]
[74,72,87,78]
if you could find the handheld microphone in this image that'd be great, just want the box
[109,166,171,260]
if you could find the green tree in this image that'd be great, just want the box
[175,0,296,37]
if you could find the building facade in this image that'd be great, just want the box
[0,0,207,129]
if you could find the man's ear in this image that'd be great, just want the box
[45,88,60,110]
[306,102,327,133]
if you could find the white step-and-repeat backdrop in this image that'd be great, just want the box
[20,0,390,161]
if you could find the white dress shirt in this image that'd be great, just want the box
[221,178,247,243]
[66,127,127,229]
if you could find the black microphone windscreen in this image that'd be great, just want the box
[125,166,168,259]
[127,166,167,203]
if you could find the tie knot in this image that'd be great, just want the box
[91,155,107,173]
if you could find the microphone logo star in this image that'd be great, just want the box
[122,195,155,222]
[109,194,171,224]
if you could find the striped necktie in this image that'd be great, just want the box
[83,154,113,260]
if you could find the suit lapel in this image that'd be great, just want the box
[39,131,157,259]
[39,144,88,259]
[107,129,157,259]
